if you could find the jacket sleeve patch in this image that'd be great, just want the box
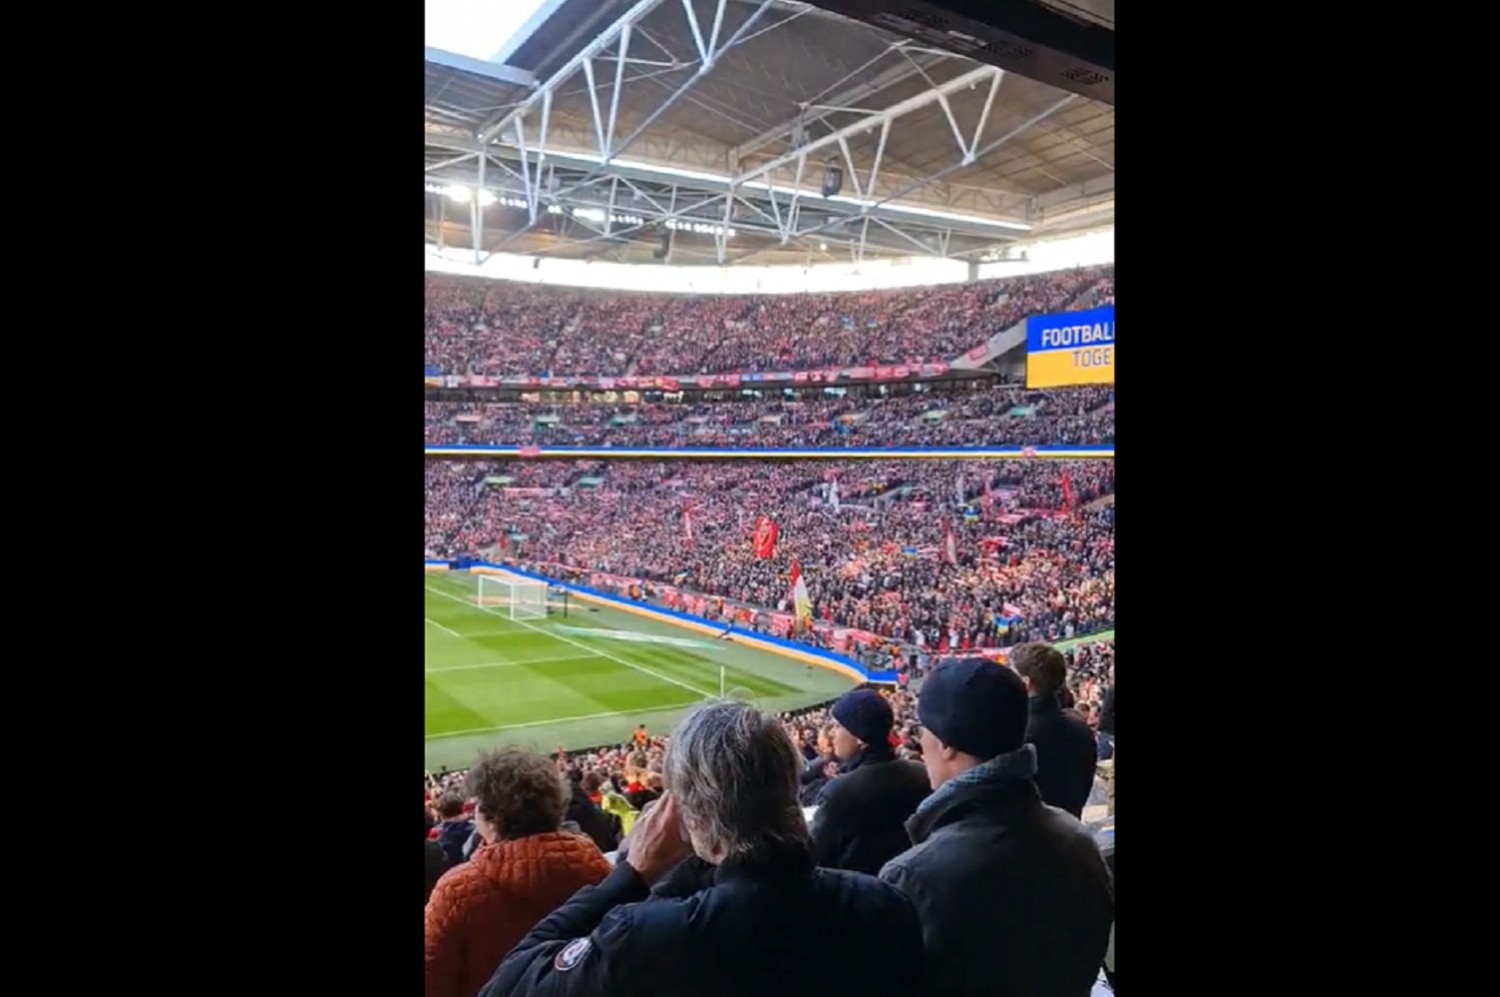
[554,937,591,972]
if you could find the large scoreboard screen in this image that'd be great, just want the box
[1025,304,1114,389]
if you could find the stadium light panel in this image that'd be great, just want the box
[425,0,551,63]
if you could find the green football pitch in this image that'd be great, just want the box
[424,571,857,770]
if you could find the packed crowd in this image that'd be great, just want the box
[424,266,1118,997]
[427,638,1110,815]
[425,646,1115,997]
[425,265,1112,377]
[425,383,1114,448]
[426,458,1114,651]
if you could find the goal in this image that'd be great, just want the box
[476,574,549,620]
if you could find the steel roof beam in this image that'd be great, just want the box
[733,47,948,161]
[813,0,1113,105]
[719,92,1072,263]
[476,0,671,146]
[427,132,1023,240]
[427,182,968,262]
[1033,172,1113,210]
[732,64,1001,189]
[424,48,537,88]
[487,0,780,253]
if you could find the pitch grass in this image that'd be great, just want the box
[424,571,856,771]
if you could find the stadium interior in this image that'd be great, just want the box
[425,1,1115,994]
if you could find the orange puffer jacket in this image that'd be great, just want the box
[424,831,611,997]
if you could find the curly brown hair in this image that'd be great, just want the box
[464,747,569,840]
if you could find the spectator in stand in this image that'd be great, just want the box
[425,266,1112,378]
[810,689,932,874]
[580,771,604,806]
[427,458,1115,655]
[1010,643,1099,819]
[798,726,839,807]
[434,793,475,869]
[880,658,1113,997]
[425,833,447,905]
[625,772,662,812]
[425,382,1114,450]
[794,727,818,761]
[802,762,838,805]
[1096,685,1115,761]
[425,749,612,997]
[563,767,620,853]
[481,701,923,997]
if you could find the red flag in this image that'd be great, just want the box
[682,503,695,548]
[943,519,957,566]
[1061,471,1076,512]
[752,516,779,559]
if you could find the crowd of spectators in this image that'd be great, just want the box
[423,653,1116,989]
[426,458,1114,651]
[424,267,1118,997]
[425,265,1112,377]
[425,643,1115,904]
[425,641,1112,851]
[425,383,1114,448]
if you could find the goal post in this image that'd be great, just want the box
[476,574,549,620]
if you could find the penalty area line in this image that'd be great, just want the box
[425,617,462,638]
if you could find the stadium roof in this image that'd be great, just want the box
[425,0,1114,266]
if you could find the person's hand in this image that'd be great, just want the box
[624,792,694,885]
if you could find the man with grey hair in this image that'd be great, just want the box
[481,701,923,997]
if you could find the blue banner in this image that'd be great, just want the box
[1025,304,1115,353]
[1025,304,1114,389]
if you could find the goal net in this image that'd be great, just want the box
[476,574,549,620]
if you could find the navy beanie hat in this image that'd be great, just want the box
[830,689,894,747]
[918,657,1029,761]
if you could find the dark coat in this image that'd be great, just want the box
[880,768,1113,997]
[810,745,931,874]
[650,855,717,898]
[1026,696,1099,818]
[481,849,923,997]
[424,839,448,905]
[566,784,620,853]
[1098,684,1115,736]
[798,753,836,807]
[437,818,475,869]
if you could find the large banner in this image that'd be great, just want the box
[1025,304,1114,389]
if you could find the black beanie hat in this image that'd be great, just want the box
[917,657,1028,761]
[830,689,894,747]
